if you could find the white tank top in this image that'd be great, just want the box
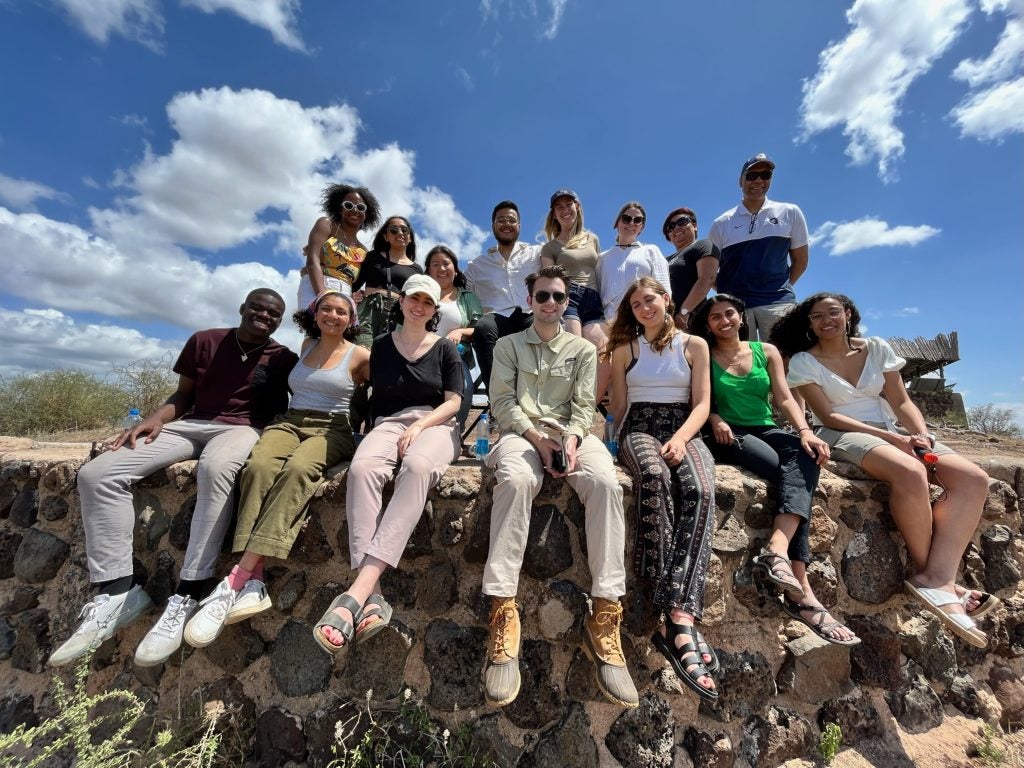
[626,335,691,404]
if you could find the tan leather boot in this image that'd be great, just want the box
[582,597,639,708]
[483,597,521,706]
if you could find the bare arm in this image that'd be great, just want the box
[789,245,808,286]
[763,344,829,463]
[882,370,931,445]
[677,256,718,320]
[112,375,196,449]
[304,217,334,297]
[607,342,631,428]
[349,345,371,388]
[672,336,711,444]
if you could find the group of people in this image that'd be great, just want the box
[49,153,997,712]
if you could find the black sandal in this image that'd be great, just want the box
[693,628,720,674]
[650,622,719,702]
[752,549,805,597]
[313,593,363,655]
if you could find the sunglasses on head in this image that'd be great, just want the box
[744,170,773,181]
[342,200,367,212]
[619,214,644,225]
[533,290,568,304]
[388,225,410,235]
[666,215,694,232]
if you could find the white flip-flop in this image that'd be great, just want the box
[905,581,987,649]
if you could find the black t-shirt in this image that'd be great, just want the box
[667,238,720,310]
[369,334,464,421]
[173,328,297,428]
[352,250,423,293]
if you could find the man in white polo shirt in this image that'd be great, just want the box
[708,153,809,340]
[463,200,542,393]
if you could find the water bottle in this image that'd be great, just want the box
[604,414,618,456]
[456,342,466,355]
[122,408,142,430]
[475,413,490,459]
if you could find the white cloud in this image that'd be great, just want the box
[798,0,971,182]
[0,87,488,370]
[0,305,181,378]
[454,65,475,91]
[949,0,1024,140]
[181,0,304,50]
[0,174,69,211]
[50,0,164,51]
[895,306,920,317]
[810,217,940,255]
[479,0,570,40]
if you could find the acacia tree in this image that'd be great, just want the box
[967,404,1023,437]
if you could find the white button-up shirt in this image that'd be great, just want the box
[464,241,542,315]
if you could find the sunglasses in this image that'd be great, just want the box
[388,225,411,235]
[665,215,694,232]
[744,170,773,181]
[619,214,645,225]
[533,290,568,304]
[342,200,368,212]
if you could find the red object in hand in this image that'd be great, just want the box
[913,446,938,464]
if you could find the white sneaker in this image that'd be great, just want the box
[225,580,272,624]
[48,586,153,667]
[134,595,199,667]
[183,578,237,648]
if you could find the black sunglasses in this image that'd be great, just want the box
[666,215,694,232]
[533,290,568,304]
[744,170,773,181]
[388,225,410,235]
[619,214,645,225]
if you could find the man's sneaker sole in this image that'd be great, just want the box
[225,595,272,625]
[581,630,639,709]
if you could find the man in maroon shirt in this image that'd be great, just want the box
[49,289,298,668]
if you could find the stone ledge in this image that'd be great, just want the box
[0,449,1022,766]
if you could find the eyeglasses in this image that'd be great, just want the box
[533,290,568,304]
[744,170,773,181]
[388,225,410,235]
[808,308,845,323]
[494,216,519,226]
[619,214,645,225]
[665,216,693,232]
[342,201,368,212]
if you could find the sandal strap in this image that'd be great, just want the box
[665,624,712,677]
[316,593,363,638]
[786,600,843,636]
[361,593,390,620]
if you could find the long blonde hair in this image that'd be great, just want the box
[544,198,591,250]
[604,277,678,360]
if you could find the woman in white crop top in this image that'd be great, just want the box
[772,292,995,649]
[177,290,370,655]
[606,277,719,702]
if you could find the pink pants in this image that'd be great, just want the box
[346,407,459,569]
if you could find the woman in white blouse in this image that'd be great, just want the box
[771,292,996,649]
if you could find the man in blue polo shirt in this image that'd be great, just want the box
[708,153,809,340]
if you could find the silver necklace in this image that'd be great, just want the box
[234,331,269,362]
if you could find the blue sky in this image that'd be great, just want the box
[1,0,1021,421]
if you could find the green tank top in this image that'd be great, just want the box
[711,341,775,427]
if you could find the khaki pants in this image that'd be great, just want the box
[234,410,355,559]
[482,433,626,600]
[744,301,794,341]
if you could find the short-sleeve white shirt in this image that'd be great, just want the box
[463,242,542,315]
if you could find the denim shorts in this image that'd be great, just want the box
[562,282,605,326]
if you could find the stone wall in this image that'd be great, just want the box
[908,390,968,427]
[1,437,1022,767]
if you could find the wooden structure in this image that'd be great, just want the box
[887,331,959,389]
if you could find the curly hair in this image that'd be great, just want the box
[768,292,862,357]
[424,245,467,289]
[604,277,678,359]
[291,305,359,342]
[320,184,381,230]
[690,294,749,348]
[371,216,417,261]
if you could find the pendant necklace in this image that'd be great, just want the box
[235,331,269,362]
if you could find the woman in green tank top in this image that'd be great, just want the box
[692,294,860,646]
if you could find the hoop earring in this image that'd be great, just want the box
[805,329,815,342]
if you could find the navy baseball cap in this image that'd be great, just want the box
[740,153,776,175]
[549,189,578,207]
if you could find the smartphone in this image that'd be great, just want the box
[551,450,566,473]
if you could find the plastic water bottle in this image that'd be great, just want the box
[122,408,142,430]
[475,413,490,459]
[604,414,618,456]
[456,342,466,355]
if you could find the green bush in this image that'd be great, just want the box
[0,359,176,437]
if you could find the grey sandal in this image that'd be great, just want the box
[752,549,805,597]
[354,593,393,645]
[313,593,363,655]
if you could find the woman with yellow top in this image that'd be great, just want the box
[299,184,382,308]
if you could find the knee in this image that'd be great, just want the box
[277,458,323,484]
[474,316,499,343]
[76,458,109,488]
[348,456,382,485]
[397,453,436,480]
[890,460,929,491]
[196,456,243,485]
[495,467,540,497]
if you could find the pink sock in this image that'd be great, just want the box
[227,565,252,591]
